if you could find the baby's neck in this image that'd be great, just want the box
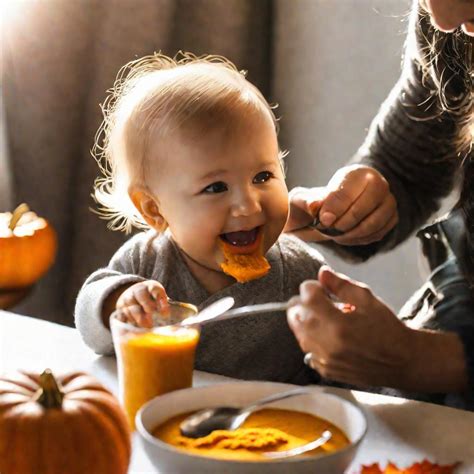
[179,249,235,294]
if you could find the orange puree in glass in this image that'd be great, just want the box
[152,408,349,461]
[120,327,200,429]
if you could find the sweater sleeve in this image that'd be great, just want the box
[329,6,463,262]
[279,234,326,295]
[74,232,152,355]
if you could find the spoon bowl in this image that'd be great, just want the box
[180,296,235,326]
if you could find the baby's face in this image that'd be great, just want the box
[147,108,289,279]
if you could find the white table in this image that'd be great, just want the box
[1,311,473,473]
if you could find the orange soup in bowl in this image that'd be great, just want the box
[152,408,349,461]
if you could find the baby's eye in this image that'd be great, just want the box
[253,171,274,184]
[202,181,228,194]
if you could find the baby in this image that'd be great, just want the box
[75,52,325,384]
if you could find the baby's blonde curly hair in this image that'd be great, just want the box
[92,51,281,233]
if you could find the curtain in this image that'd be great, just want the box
[2,0,415,326]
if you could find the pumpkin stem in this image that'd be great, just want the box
[8,203,30,231]
[34,369,64,409]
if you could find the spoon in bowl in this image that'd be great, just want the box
[262,429,332,459]
[179,388,316,438]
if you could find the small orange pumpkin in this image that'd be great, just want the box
[0,369,131,474]
[0,203,57,288]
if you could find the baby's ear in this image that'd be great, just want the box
[129,187,167,231]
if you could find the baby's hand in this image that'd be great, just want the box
[115,280,169,328]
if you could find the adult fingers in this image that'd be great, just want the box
[293,280,342,323]
[287,305,319,351]
[309,359,373,387]
[318,266,376,309]
[331,177,392,233]
[287,282,333,346]
[332,195,398,244]
[285,186,327,232]
[317,166,368,228]
[336,210,398,246]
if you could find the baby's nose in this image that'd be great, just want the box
[231,188,262,217]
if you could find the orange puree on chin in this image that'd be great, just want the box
[152,408,350,461]
[119,327,199,429]
[219,236,270,283]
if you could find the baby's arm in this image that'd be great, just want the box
[75,232,165,354]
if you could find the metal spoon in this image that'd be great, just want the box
[181,300,289,326]
[307,213,345,237]
[181,298,351,327]
[263,429,332,459]
[179,388,313,438]
[180,296,235,326]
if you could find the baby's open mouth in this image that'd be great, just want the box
[219,225,270,282]
[220,227,260,248]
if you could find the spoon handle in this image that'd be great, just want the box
[209,301,289,323]
[243,388,313,415]
[206,298,350,325]
[263,430,332,459]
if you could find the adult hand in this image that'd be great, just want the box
[285,165,398,245]
[116,280,169,328]
[285,186,331,242]
[287,266,413,388]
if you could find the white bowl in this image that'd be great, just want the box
[136,381,367,474]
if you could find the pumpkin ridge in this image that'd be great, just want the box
[62,384,111,395]
[1,374,38,392]
[0,393,33,416]
[0,410,18,472]
[76,400,130,474]
[74,397,131,460]
[60,372,109,392]
[37,403,83,474]
[1,405,44,474]
[0,379,34,396]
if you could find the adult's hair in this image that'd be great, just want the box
[415,3,473,287]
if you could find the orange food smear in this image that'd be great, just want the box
[219,239,270,283]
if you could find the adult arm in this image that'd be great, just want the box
[343,10,460,259]
[288,6,464,259]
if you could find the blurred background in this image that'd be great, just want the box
[1,0,433,326]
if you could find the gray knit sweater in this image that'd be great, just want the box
[75,232,324,385]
